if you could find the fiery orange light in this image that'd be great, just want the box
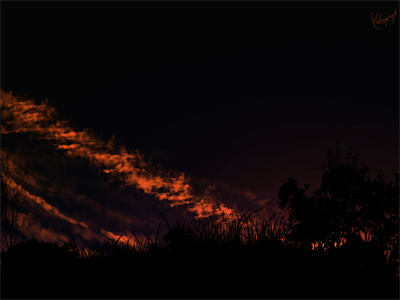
[0,91,238,220]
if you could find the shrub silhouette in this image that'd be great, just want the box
[279,146,399,262]
[1,147,399,298]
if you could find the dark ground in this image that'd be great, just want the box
[1,239,399,299]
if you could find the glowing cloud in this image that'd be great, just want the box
[2,174,88,229]
[1,91,237,219]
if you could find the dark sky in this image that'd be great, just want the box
[2,1,399,206]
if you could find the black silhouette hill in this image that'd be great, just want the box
[1,147,399,298]
[1,226,398,298]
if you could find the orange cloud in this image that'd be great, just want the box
[1,150,159,242]
[2,172,136,248]
[1,90,237,219]
[2,174,89,228]
[17,212,71,245]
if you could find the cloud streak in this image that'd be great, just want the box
[2,174,88,229]
[2,167,147,250]
[1,91,238,236]
[1,92,192,205]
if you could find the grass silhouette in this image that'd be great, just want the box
[1,211,399,299]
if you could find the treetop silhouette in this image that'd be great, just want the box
[279,145,399,262]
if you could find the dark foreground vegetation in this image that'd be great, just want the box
[1,222,399,299]
[1,148,399,298]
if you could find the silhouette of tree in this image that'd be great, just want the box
[279,145,399,261]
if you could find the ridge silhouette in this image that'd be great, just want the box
[1,147,399,298]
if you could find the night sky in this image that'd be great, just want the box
[1,1,399,246]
